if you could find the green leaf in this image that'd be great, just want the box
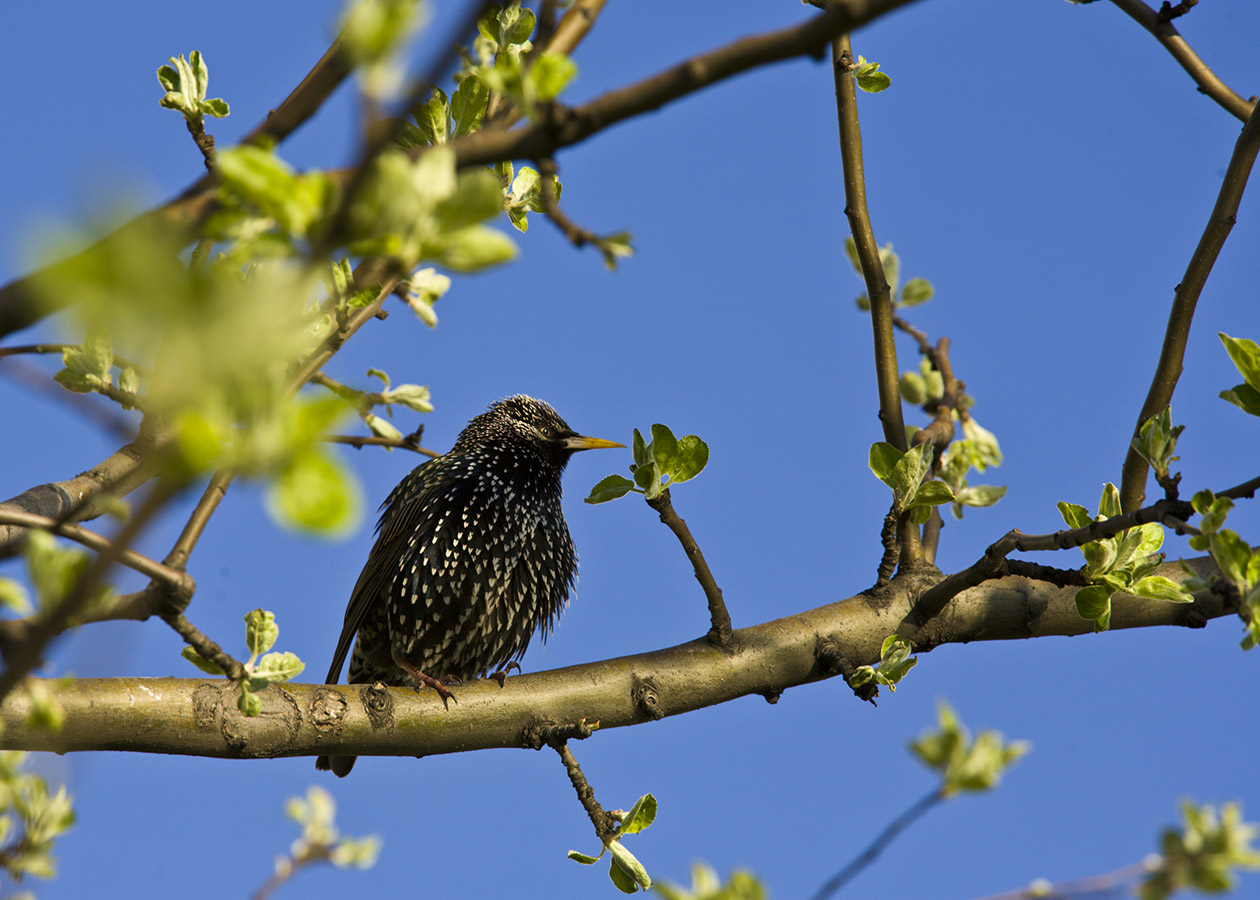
[0,578,32,615]
[199,97,230,118]
[868,442,903,490]
[649,424,678,474]
[955,484,1006,509]
[1220,383,1260,417]
[245,608,279,656]
[908,480,955,509]
[900,277,933,306]
[1075,585,1113,631]
[631,428,650,469]
[853,56,891,93]
[609,855,639,893]
[415,87,450,146]
[266,448,363,536]
[586,474,636,504]
[1220,332,1260,390]
[1057,501,1091,529]
[436,225,518,272]
[608,840,652,892]
[1129,575,1195,603]
[1098,482,1122,520]
[182,646,225,675]
[568,850,603,865]
[216,145,335,238]
[619,794,657,835]
[528,52,577,102]
[249,651,305,686]
[597,232,634,270]
[450,76,489,139]
[900,371,927,404]
[891,443,933,502]
[669,435,709,484]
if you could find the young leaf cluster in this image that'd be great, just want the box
[182,609,306,716]
[938,417,1006,519]
[843,238,932,311]
[851,55,891,93]
[473,3,577,121]
[1131,406,1184,481]
[1183,491,1260,649]
[0,751,75,885]
[568,793,657,894]
[909,701,1029,796]
[848,634,918,693]
[1058,484,1193,632]
[1139,802,1260,900]
[656,863,767,900]
[868,442,953,523]
[274,786,382,878]
[53,329,140,409]
[156,51,229,121]
[393,267,451,328]
[585,425,708,504]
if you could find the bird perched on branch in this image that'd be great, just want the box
[316,395,623,776]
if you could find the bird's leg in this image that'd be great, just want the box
[488,661,522,688]
[392,650,458,707]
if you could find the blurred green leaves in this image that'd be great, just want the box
[1140,802,1260,900]
[0,751,75,883]
[568,793,656,894]
[910,701,1029,796]
[656,863,766,900]
[844,239,931,311]
[274,785,382,882]
[586,425,708,504]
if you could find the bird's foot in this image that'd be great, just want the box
[396,659,458,708]
[489,661,522,687]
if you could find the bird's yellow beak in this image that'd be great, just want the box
[563,435,625,452]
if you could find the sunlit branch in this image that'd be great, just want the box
[1119,103,1260,510]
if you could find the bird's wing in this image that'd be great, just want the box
[323,458,443,684]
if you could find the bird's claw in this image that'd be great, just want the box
[489,661,522,687]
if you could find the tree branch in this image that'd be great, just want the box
[0,431,160,556]
[1108,0,1256,122]
[902,497,1195,637]
[644,489,733,647]
[0,557,1230,760]
[1119,101,1260,510]
[555,742,617,843]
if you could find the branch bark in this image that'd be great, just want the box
[1118,102,1260,510]
[0,557,1230,760]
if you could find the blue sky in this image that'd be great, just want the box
[1,1,1258,898]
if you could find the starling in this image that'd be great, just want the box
[316,395,622,776]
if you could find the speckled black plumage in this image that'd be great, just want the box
[316,396,621,776]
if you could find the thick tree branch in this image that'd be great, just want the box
[1108,0,1256,122]
[0,432,159,556]
[1119,102,1260,510]
[0,557,1231,760]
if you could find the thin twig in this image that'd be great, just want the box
[1119,102,1260,510]
[0,478,182,703]
[165,471,234,572]
[644,489,733,647]
[903,497,1194,636]
[1108,0,1254,122]
[810,788,946,900]
[1217,474,1260,501]
[184,116,218,171]
[554,741,617,843]
[162,610,247,682]
[0,510,193,594]
[325,433,437,456]
[831,33,922,567]
[974,858,1157,900]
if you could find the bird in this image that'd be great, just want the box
[316,395,623,776]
